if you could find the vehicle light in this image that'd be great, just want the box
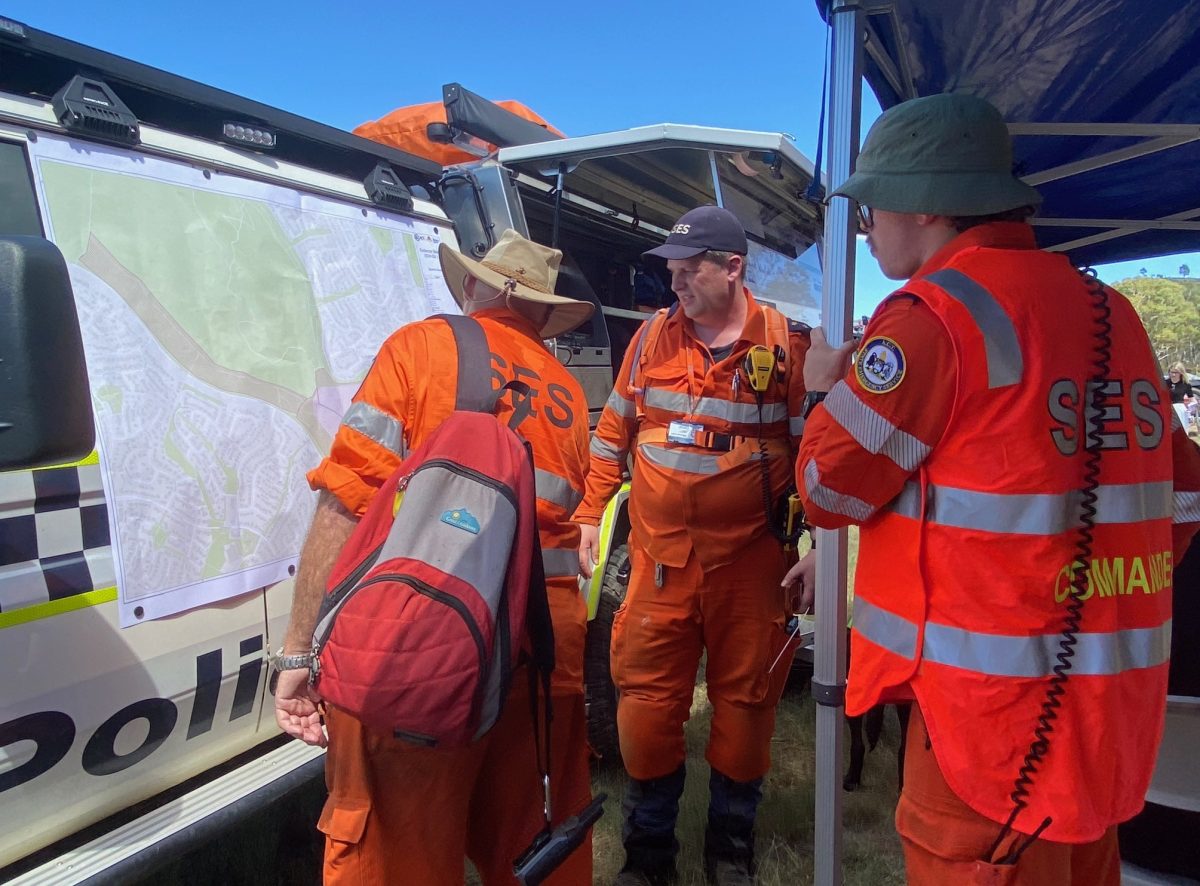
[0,16,28,39]
[222,121,277,149]
[363,162,413,211]
[52,76,140,145]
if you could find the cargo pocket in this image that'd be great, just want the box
[317,799,372,884]
[945,858,1019,885]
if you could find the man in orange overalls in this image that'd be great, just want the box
[575,206,816,885]
[794,93,1200,885]
[273,230,595,885]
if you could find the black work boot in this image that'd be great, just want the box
[704,768,763,885]
[616,764,686,885]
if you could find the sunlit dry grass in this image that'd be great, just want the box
[590,674,905,885]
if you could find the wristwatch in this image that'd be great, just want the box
[268,647,313,672]
[802,390,828,419]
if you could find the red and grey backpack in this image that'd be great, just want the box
[309,314,554,747]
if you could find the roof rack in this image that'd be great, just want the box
[0,17,442,187]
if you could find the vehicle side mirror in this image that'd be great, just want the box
[0,236,94,469]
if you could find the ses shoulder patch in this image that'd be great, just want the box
[855,336,906,393]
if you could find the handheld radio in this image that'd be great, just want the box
[513,793,607,885]
[743,345,775,393]
[741,344,805,550]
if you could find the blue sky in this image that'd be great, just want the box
[6,0,1196,317]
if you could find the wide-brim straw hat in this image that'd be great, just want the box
[438,229,594,339]
[831,93,1042,216]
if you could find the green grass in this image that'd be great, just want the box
[589,669,905,885]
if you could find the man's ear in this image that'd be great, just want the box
[729,254,746,282]
[915,214,956,231]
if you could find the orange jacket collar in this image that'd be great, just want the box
[469,306,544,342]
[913,222,1038,281]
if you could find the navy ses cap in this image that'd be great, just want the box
[643,205,748,261]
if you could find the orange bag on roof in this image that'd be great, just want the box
[355,100,563,166]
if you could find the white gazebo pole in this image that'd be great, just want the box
[813,2,864,885]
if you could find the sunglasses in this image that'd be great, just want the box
[856,203,874,233]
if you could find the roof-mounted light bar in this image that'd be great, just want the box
[221,121,277,150]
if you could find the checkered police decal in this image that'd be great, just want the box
[855,336,906,394]
[0,462,115,614]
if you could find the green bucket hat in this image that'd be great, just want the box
[831,93,1042,216]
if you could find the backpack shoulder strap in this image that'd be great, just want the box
[439,314,532,424]
[763,308,813,395]
[439,314,494,412]
[764,307,788,352]
[627,302,679,397]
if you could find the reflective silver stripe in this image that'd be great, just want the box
[854,596,918,660]
[924,619,1172,678]
[342,402,406,457]
[606,389,636,419]
[639,443,762,475]
[542,547,581,578]
[644,388,788,424]
[888,482,923,520]
[887,480,1172,534]
[535,469,583,512]
[856,596,1173,678]
[924,268,1023,388]
[790,415,806,436]
[1175,490,1200,524]
[802,458,877,522]
[590,436,626,462]
[824,380,931,471]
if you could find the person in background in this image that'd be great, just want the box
[1164,363,1195,432]
[1166,362,1193,403]
[794,93,1200,884]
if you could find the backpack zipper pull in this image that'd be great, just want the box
[393,473,415,517]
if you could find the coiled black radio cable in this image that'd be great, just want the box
[985,268,1113,864]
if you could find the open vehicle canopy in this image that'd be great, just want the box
[497,125,822,261]
[811,3,1200,884]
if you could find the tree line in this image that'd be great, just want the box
[1118,275,1200,374]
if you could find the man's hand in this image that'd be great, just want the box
[803,327,858,394]
[577,522,600,579]
[781,549,817,614]
[274,668,327,748]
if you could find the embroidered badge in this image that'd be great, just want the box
[440,508,481,534]
[855,336,906,393]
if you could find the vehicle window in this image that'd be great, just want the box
[0,140,43,236]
